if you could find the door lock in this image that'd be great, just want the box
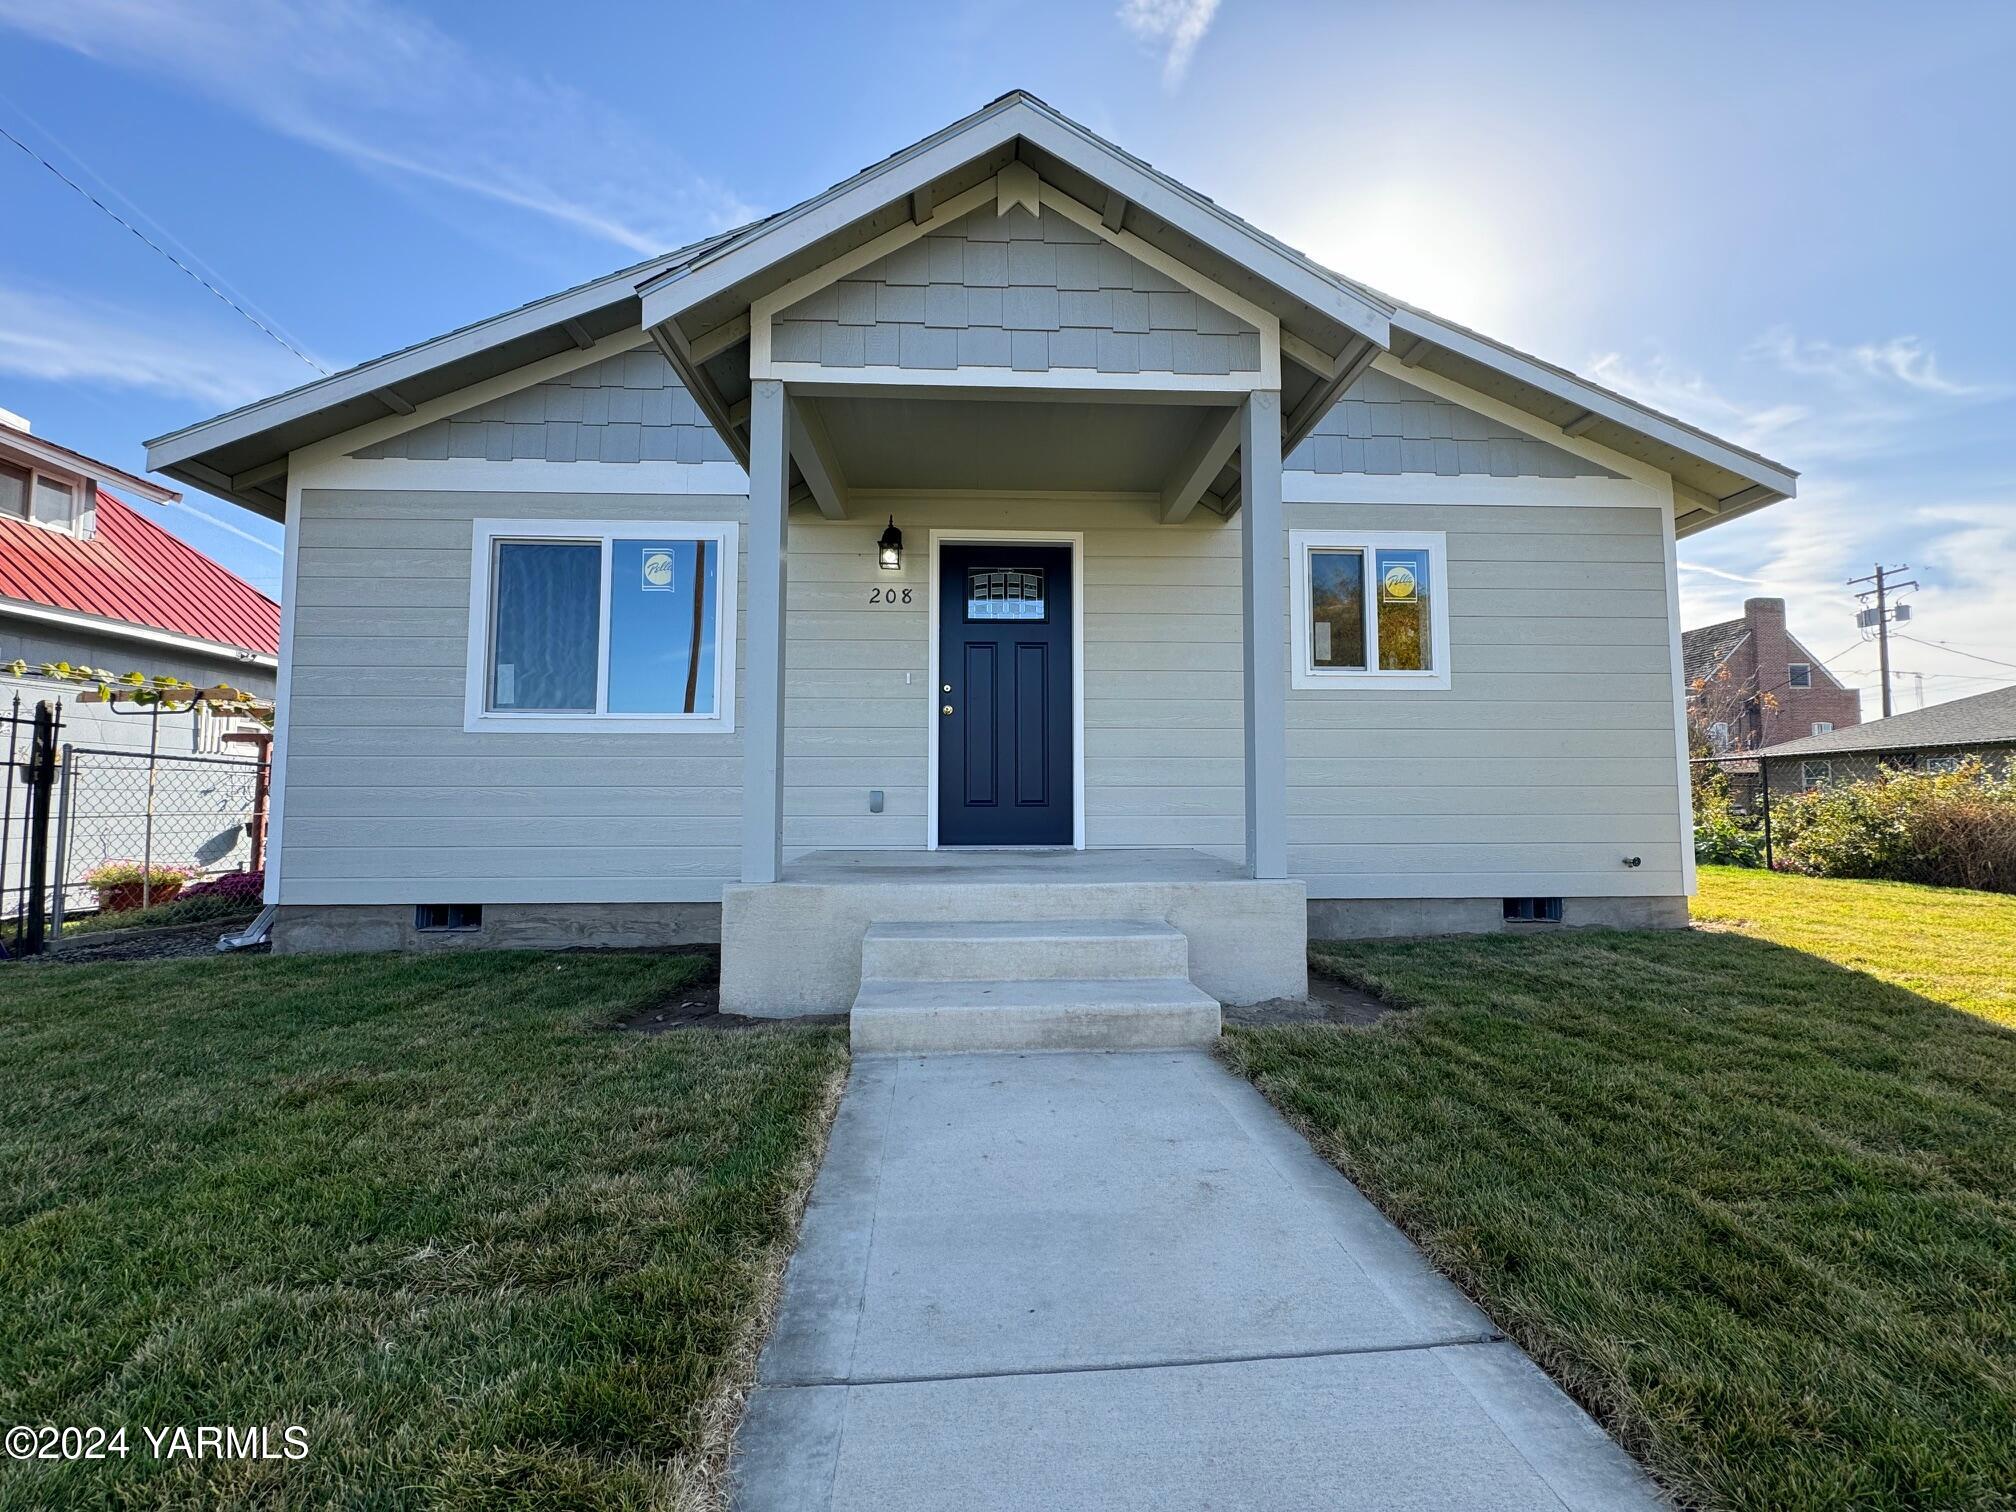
[942,704,955,715]
[942,683,952,693]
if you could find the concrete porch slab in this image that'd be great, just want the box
[732,1051,1665,1511]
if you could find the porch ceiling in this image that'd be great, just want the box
[807,393,1228,496]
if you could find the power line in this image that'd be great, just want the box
[1893,634,2016,673]
[0,120,326,375]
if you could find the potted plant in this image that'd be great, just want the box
[83,860,197,914]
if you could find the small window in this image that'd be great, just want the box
[1787,662,1812,689]
[415,904,482,932]
[1708,721,1731,752]
[1291,530,1449,690]
[0,460,27,520]
[1925,755,1962,774]
[467,519,737,732]
[32,475,77,530]
[1811,721,1833,736]
[965,567,1047,622]
[1504,897,1563,922]
[1801,760,1832,789]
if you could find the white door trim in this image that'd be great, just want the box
[927,528,1087,851]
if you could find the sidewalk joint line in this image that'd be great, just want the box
[763,1330,1507,1389]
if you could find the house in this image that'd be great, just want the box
[143,93,1799,1040]
[1684,596,1860,753]
[1748,684,2016,799]
[1,409,280,747]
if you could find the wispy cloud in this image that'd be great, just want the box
[0,282,316,408]
[0,0,755,254]
[1118,0,1222,87]
[1589,327,2003,467]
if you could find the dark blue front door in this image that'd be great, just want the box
[938,543,1073,846]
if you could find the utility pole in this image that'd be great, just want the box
[1848,563,1918,718]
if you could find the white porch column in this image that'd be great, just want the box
[1240,389,1288,879]
[742,378,788,883]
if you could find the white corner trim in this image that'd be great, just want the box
[1288,528,1453,692]
[926,529,1086,851]
[1657,477,1699,894]
[1367,353,1668,489]
[302,456,750,494]
[462,517,740,735]
[1284,471,1666,508]
[293,330,656,470]
[264,473,304,906]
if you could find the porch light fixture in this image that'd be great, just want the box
[877,515,903,571]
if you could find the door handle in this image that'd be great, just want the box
[942,704,955,715]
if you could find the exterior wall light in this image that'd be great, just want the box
[877,516,903,571]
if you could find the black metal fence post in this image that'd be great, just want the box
[22,700,60,955]
[1759,756,1773,871]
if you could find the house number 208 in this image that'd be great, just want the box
[867,588,913,605]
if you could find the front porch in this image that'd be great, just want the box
[720,846,1306,1021]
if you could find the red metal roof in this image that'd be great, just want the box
[0,491,279,656]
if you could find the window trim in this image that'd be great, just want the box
[0,452,92,536]
[1289,529,1451,691]
[1801,759,1832,789]
[1810,721,1833,736]
[1787,661,1812,688]
[463,517,738,734]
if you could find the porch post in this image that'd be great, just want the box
[742,378,788,883]
[1240,390,1288,879]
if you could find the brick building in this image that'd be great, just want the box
[1683,597,1860,752]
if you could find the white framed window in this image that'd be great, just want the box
[1801,760,1832,789]
[1811,721,1833,735]
[0,454,91,536]
[0,459,27,520]
[463,518,738,734]
[1787,662,1812,688]
[1924,754,1962,774]
[1708,721,1731,751]
[1289,529,1451,691]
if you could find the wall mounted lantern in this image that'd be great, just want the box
[877,515,903,571]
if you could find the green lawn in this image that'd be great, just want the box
[0,952,846,1509]
[1225,867,2016,1512]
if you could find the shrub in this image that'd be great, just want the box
[81,860,198,913]
[1774,759,2016,893]
[180,869,264,902]
[1692,759,1767,867]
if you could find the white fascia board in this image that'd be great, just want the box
[145,251,702,472]
[643,97,1391,350]
[0,429,177,504]
[1391,312,1798,500]
[0,598,276,667]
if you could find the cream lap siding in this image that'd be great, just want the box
[782,496,1244,858]
[1288,370,1619,479]
[281,487,747,906]
[771,204,1262,377]
[349,347,731,465]
[1284,501,1686,899]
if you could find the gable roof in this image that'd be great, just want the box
[0,492,279,659]
[1682,617,1751,686]
[1750,685,2016,760]
[147,90,1796,532]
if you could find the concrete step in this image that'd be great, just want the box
[851,976,1222,1054]
[860,918,1188,983]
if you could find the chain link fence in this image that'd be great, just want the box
[54,745,268,925]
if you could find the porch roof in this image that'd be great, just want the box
[147,91,1796,534]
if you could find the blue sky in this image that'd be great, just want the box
[2,0,2012,711]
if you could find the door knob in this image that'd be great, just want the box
[942,704,955,715]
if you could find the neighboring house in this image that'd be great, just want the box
[0,411,280,901]
[1684,596,1860,753]
[145,93,1800,1025]
[1748,684,2016,800]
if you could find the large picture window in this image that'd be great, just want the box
[465,518,737,733]
[1289,529,1451,691]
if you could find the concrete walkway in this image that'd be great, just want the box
[731,1050,1666,1511]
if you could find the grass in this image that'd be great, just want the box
[1691,864,2016,1029]
[0,952,847,1509]
[1224,867,2016,1512]
[60,893,261,937]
